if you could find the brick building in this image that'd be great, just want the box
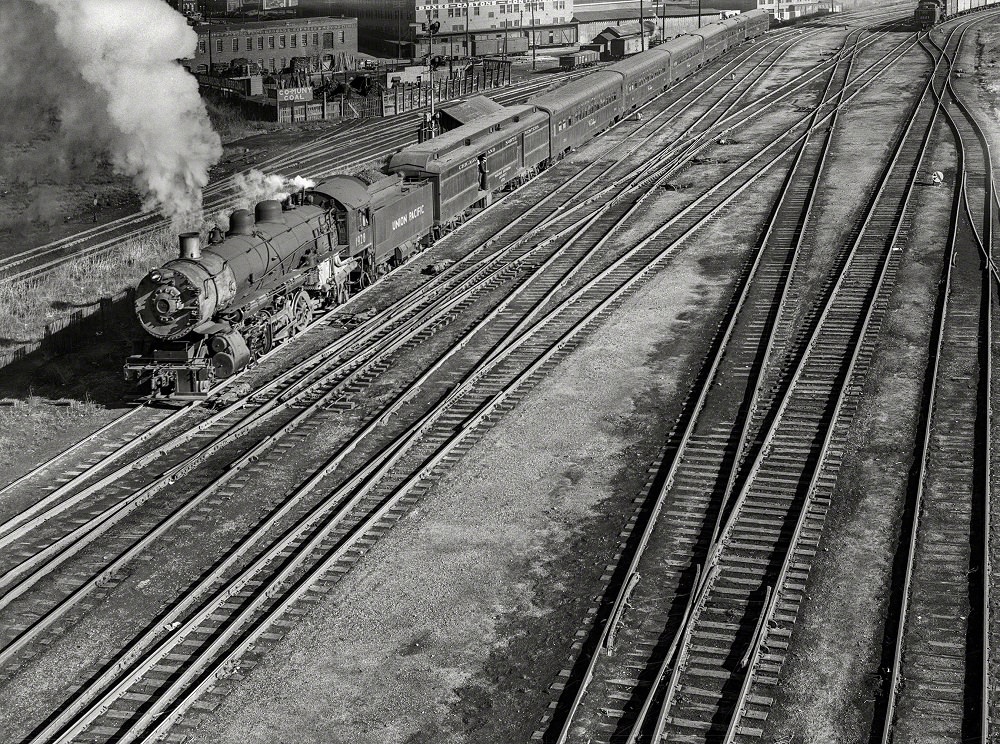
[298,0,576,58]
[189,16,358,72]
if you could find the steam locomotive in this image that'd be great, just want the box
[914,0,1000,27]
[125,9,769,398]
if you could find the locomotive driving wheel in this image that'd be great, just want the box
[290,290,313,335]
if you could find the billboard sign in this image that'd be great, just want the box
[270,86,314,102]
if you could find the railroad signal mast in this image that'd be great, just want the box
[413,16,441,140]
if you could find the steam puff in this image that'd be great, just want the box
[231,170,318,211]
[0,1,221,221]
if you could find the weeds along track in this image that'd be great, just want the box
[871,15,1000,744]
[0,34,888,739]
[537,19,939,744]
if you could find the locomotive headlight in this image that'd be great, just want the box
[149,270,162,283]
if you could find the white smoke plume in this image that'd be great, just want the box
[231,169,317,211]
[0,0,222,222]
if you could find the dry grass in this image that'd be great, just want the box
[0,231,176,346]
[205,98,280,144]
[0,395,102,471]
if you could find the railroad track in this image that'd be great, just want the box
[533,17,944,744]
[0,23,898,741]
[870,16,998,744]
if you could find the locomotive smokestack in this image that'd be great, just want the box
[179,232,202,260]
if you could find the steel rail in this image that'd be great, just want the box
[33,33,921,724]
[29,85,826,744]
[0,25,807,556]
[0,38,812,674]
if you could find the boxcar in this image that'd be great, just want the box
[609,35,644,59]
[528,70,624,154]
[559,49,600,70]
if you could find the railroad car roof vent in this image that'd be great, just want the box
[228,209,254,236]
[255,200,284,224]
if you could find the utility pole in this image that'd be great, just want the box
[698,0,702,27]
[465,0,470,59]
[640,0,644,51]
[530,1,536,70]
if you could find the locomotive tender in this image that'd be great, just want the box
[126,9,769,398]
[915,0,1000,27]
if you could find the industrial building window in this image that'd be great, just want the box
[474,6,479,14]
[232,38,239,52]
[245,37,253,51]
[198,40,206,54]
[216,38,223,53]
[269,58,275,71]
[301,33,308,45]
[279,35,286,48]
[313,33,319,45]
[257,36,264,50]
[433,9,439,17]
[290,34,297,48]
[339,29,345,43]
[281,57,286,69]
[447,8,453,16]
[268,36,275,49]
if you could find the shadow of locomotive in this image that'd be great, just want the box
[0,293,139,408]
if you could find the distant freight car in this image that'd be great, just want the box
[559,49,600,70]
[609,35,644,59]
[914,0,1000,26]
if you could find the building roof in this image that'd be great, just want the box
[193,15,355,34]
[593,21,656,40]
[575,6,721,22]
[437,96,507,129]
